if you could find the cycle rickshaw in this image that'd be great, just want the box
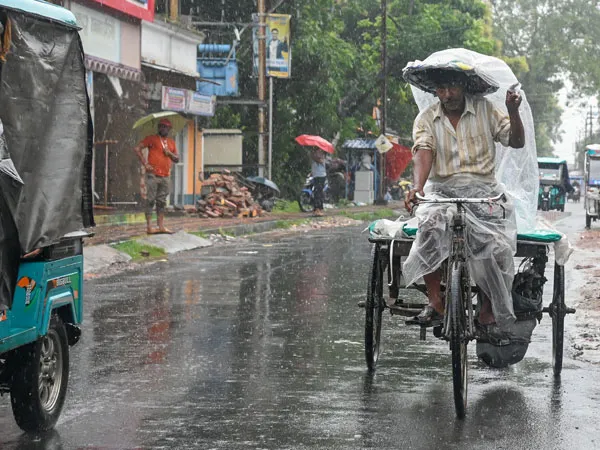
[361,192,575,419]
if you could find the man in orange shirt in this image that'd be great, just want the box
[134,119,180,234]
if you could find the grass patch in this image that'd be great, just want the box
[338,208,396,222]
[218,227,234,237]
[273,199,301,213]
[336,198,352,208]
[113,240,165,261]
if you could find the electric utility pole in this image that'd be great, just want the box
[375,0,388,205]
[257,0,267,177]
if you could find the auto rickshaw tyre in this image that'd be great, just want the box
[10,314,69,432]
[552,264,565,377]
[365,244,385,372]
[298,192,314,213]
[586,213,592,229]
[449,261,468,419]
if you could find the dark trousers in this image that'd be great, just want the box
[313,176,326,210]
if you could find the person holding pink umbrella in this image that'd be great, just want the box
[295,135,335,217]
[310,147,327,217]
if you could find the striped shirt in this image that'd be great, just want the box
[411,96,511,178]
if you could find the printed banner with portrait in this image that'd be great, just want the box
[253,14,292,79]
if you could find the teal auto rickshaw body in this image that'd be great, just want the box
[0,0,94,432]
[584,145,600,228]
[537,157,571,212]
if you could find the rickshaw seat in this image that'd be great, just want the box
[401,225,562,243]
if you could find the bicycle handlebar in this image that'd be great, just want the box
[414,192,506,204]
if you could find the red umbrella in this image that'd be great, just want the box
[295,134,335,154]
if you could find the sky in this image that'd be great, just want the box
[553,83,598,166]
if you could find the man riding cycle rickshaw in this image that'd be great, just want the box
[363,49,574,418]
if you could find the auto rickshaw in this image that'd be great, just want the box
[584,144,600,228]
[0,1,94,432]
[537,157,572,212]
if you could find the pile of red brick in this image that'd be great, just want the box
[196,173,263,218]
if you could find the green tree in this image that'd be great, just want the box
[200,0,500,198]
[491,0,600,156]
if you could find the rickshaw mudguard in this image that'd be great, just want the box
[0,255,83,354]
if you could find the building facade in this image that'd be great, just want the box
[65,0,207,208]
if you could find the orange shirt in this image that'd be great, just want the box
[140,135,178,177]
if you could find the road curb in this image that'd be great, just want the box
[83,210,402,277]
[83,244,132,274]
[138,230,213,254]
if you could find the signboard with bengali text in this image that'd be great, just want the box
[161,86,186,112]
[186,92,216,117]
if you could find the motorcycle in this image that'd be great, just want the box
[298,174,332,213]
[390,179,412,201]
[540,186,551,211]
[568,184,581,202]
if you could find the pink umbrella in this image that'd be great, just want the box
[295,134,335,154]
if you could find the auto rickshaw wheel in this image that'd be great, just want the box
[10,314,69,432]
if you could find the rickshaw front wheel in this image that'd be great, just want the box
[10,314,69,432]
[449,261,468,419]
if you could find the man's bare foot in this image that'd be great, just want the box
[22,248,42,259]
[147,227,159,234]
[158,227,174,234]
[414,304,444,323]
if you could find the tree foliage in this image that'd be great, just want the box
[491,0,600,156]
[199,0,503,197]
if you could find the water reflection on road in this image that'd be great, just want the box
[0,225,599,449]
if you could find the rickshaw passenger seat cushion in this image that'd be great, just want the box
[401,224,562,243]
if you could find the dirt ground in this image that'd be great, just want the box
[566,229,600,363]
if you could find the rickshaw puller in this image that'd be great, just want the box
[404,70,525,332]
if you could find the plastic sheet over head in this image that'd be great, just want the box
[404,48,539,232]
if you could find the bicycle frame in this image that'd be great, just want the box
[415,193,507,342]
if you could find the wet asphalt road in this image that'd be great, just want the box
[1,204,600,449]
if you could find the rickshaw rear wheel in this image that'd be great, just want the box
[552,264,565,377]
[365,244,386,371]
[449,261,468,419]
[10,314,69,432]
